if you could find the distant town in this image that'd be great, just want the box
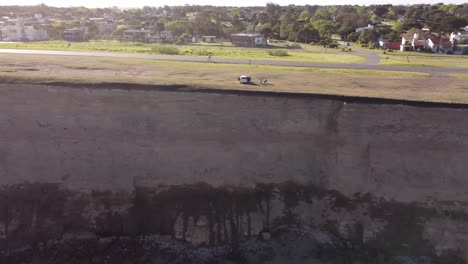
[0,4,467,54]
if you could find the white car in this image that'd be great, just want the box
[238,75,251,84]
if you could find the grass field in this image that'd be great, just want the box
[375,50,468,68]
[349,42,468,68]
[2,53,468,104]
[450,73,468,79]
[0,40,365,64]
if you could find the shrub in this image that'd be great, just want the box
[268,49,289,56]
[285,44,301,49]
[361,44,368,48]
[328,43,338,48]
[319,39,331,45]
[152,45,179,55]
[195,48,210,56]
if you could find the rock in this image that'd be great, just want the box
[62,231,98,241]
[261,232,271,240]
[91,256,105,264]
[46,239,57,250]
[98,237,115,251]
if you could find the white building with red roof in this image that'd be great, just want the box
[400,33,427,52]
[427,38,453,53]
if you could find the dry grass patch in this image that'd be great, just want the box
[450,73,468,79]
[1,53,467,104]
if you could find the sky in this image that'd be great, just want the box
[0,0,466,8]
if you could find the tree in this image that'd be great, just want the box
[347,32,360,42]
[192,9,224,37]
[337,25,355,40]
[385,30,401,41]
[279,13,296,40]
[260,23,273,37]
[312,7,332,21]
[313,20,335,41]
[113,25,128,40]
[393,21,404,33]
[297,23,319,43]
[151,19,165,34]
[265,2,281,24]
[372,5,390,18]
[358,29,378,44]
[165,20,188,36]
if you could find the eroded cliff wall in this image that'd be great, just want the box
[1,83,467,262]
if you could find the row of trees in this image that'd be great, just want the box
[1,4,467,43]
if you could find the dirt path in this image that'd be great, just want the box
[346,42,383,65]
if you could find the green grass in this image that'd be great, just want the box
[3,53,467,104]
[379,51,468,68]
[450,73,468,79]
[151,45,180,55]
[349,42,468,68]
[268,49,289,56]
[0,40,365,64]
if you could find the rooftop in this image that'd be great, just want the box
[231,33,263,37]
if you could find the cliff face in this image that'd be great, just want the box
[0,83,467,262]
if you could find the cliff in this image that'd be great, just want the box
[0,83,467,263]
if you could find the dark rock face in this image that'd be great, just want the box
[0,83,467,263]
[0,182,465,263]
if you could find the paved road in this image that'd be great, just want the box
[1,48,467,74]
[342,42,382,65]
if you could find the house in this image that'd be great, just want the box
[427,38,452,53]
[0,20,48,41]
[422,28,431,34]
[89,16,117,34]
[123,29,151,41]
[400,33,427,52]
[355,24,374,33]
[231,33,266,47]
[379,40,400,50]
[64,27,89,41]
[160,31,173,41]
[34,14,45,24]
[148,31,173,43]
[202,36,216,43]
[450,32,468,55]
[450,32,468,44]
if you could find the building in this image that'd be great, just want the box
[160,31,173,41]
[400,33,427,52]
[202,36,216,43]
[427,38,452,53]
[450,32,468,55]
[0,20,48,41]
[450,32,468,44]
[123,29,151,41]
[89,16,117,34]
[231,33,266,47]
[355,24,374,33]
[379,40,400,50]
[64,27,89,42]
